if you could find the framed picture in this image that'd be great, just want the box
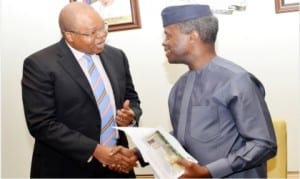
[275,0,300,13]
[70,0,141,32]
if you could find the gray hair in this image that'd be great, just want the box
[178,16,218,43]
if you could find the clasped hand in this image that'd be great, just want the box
[93,145,137,173]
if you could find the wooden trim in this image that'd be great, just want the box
[275,0,299,13]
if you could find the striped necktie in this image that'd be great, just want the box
[83,54,117,146]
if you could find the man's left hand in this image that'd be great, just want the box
[116,100,135,126]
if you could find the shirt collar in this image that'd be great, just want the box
[65,40,85,61]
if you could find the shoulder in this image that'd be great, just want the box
[101,44,128,60]
[207,57,257,87]
[25,40,64,62]
[103,44,124,54]
[210,57,247,76]
[23,40,68,71]
[210,57,266,98]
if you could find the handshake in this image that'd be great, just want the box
[93,144,141,173]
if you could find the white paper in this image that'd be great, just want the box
[116,127,197,179]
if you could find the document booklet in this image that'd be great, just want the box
[116,127,197,179]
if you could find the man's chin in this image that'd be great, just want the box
[95,47,105,54]
[167,58,181,64]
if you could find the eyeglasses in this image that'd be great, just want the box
[67,23,108,38]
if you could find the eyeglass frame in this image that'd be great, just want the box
[65,22,108,38]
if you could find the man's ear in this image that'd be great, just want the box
[189,30,200,42]
[64,31,74,43]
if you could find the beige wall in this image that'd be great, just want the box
[1,0,299,177]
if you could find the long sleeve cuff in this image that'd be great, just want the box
[133,147,149,167]
[206,158,233,178]
[87,156,93,163]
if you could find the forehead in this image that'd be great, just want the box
[164,24,181,34]
[74,11,103,29]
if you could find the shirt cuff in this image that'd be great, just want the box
[133,147,149,167]
[129,119,137,127]
[87,156,93,163]
[205,158,233,178]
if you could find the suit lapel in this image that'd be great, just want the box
[56,40,97,105]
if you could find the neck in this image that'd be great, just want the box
[188,44,216,70]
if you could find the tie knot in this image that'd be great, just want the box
[83,54,93,63]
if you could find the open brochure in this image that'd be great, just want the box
[116,127,197,179]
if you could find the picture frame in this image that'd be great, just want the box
[70,0,141,32]
[275,0,299,13]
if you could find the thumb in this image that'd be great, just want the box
[123,99,130,109]
[176,159,192,167]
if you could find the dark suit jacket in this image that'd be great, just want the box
[22,39,142,178]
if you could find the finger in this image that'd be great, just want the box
[130,158,138,167]
[123,99,130,109]
[176,159,192,167]
[116,110,127,120]
[118,163,133,173]
[108,164,126,173]
[116,109,122,116]
[116,120,126,126]
[116,110,123,119]
[116,116,131,126]
[120,154,132,164]
[109,146,122,156]
[118,111,134,125]
[114,154,135,169]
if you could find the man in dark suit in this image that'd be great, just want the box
[21,2,142,178]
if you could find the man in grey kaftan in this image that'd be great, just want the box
[161,4,277,178]
[169,56,277,178]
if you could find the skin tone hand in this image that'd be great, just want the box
[93,145,137,173]
[108,147,138,173]
[116,100,135,126]
[176,159,212,178]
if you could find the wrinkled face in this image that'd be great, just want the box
[162,24,190,64]
[65,11,108,55]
